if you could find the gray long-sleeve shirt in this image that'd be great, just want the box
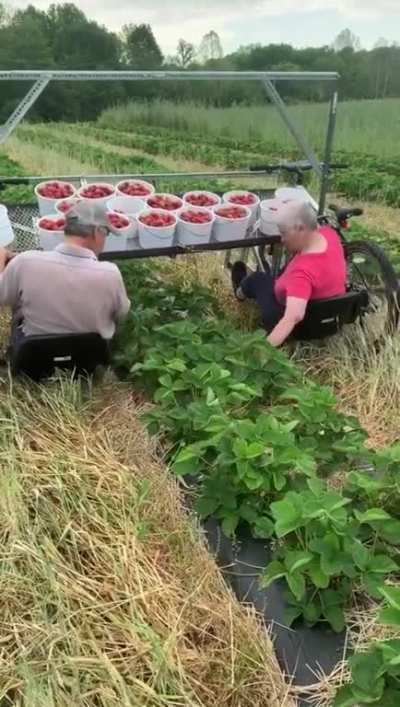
[0,243,131,339]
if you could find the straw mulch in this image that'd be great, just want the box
[0,376,293,707]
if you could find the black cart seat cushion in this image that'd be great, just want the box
[11,332,110,380]
[292,289,368,341]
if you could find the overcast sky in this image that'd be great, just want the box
[10,0,400,55]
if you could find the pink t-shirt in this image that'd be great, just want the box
[274,225,346,304]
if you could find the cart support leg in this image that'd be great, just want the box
[263,79,322,178]
[0,77,50,145]
[318,90,338,216]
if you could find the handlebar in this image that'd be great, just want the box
[249,162,349,174]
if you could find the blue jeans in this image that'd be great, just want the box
[241,264,284,332]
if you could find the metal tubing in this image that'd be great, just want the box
[263,79,322,177]
[318,90,338,215]
[0,77,50,144]
[0,169,286,184]
[0,70,338,82]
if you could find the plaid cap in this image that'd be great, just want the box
[65,200,109,231]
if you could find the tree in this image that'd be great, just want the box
[122,23,163,69]
[332,28,362,52]
[176,39,194,68]
[198,30,223,62]
[374,37,390,49]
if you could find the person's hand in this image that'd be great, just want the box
[0,247,15,272]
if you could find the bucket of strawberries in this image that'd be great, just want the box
[36,216,66,250]
[183,190,221,210]
[106,211,136,250]
[222,190,260,225]
[177,206,215,246]
[138,209,177,249]
[78,182,116,204]
[116,179,155,200]
[212,204,251,242]
[35,181,76,216]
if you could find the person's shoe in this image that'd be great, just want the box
[231,261,248,300]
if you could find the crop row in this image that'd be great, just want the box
[0,153,33,204]
[116,257,400,652]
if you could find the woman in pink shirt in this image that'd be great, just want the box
[231,201,346,347]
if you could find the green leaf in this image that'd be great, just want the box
[195,496,220,518]
[333,685,360,707]
[355,508,392,524]
[308,560,330,589]
[286,571,306,601]
[284,605,302,626]
[252,516,274,539]
[303,601,321,624]
[351,650,385,695]
[379,586,400,611]
[378,607,400,627]
[270,498,303,537]
[260,561,286,588]
[221,514,239,538]
[284,551,314,574]
[324,604,345,633]
[367,555,398,574]
[166,358,187,372]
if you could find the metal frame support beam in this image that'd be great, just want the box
[318,90,338,215]
[0,77,49,145]
[0,70,338,82]
[263,79,322,178]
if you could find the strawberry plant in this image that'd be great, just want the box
[334,586,400,706]
[261,480,398,631]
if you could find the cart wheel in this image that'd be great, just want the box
[345,240,399,335]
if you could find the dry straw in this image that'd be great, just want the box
[0,377,293,707]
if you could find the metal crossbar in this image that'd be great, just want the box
[0,69,339,212]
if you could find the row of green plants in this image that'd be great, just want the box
[72,123,283,170]
[116,260,400,652]
[17,125,169,176]
[0,153,33,204]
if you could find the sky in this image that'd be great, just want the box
[9,0,400,55]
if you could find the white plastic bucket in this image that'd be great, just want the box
[275,186,318,209]
[138,209,177,249]
[104,232,128,252]
[177,207,215,246]
[106,196,146,218]
[0,205,15,247]
[259,198,285,236]
[78,182,115,205]
[55,196,81,216]
[106,210,137,241]
[223,190,260,225]
[212,205,251,242]
[35,181,76,216]
[36,216,65,250]
[183,190,221,210]
[116,179,155,199]
[145,193,183,212]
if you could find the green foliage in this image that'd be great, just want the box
[334,586,400,706]
[114,259,400,636]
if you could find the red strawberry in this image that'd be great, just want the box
[119,181,153,196]
[139,212,176,227]
[108,213,130,229]
[38,181,74,199]
[39,217,65,231]
[81,184,114,199]
[216,206,248,220]
[228,192,257,205]
[180,210,212,224]
[185,192,219,207]
[147,194,182,211]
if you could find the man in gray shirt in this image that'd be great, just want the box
[0,201,131,354]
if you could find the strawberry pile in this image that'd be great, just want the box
[108,213,130,230]
[118,181,153,197]
[227,192,257,205]
[215,205,248,220]
[185,192,219,207]
[139,212,176,228]
[38,181,74,199]
[81,184,114,199]
[39,217,66,232]
[56,198,80,214]
[147,194,182,211]
[180,209,212,224]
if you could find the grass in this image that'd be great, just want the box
[99,98,400,157]
[0,375,292,706]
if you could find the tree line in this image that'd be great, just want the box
[1,2,400,124]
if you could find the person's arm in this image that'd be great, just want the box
[113,270,131,321]
[267,296,308,347]
[0,248,19,307]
